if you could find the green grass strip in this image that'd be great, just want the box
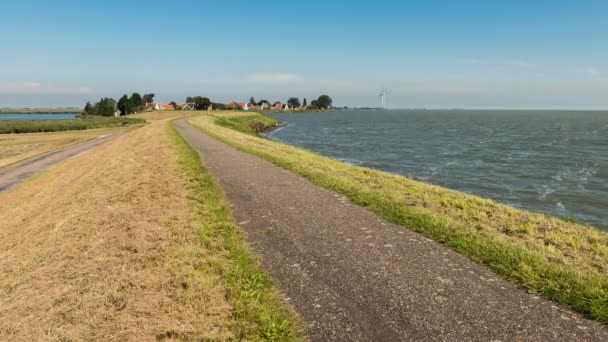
[0,117,144,134]
[215,115,277,135]
[166,120,303,341]
[191,113,608,324]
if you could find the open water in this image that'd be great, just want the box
[267,110,608,230]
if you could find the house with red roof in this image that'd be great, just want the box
[226,101,250,110]
[145,102,161,111]
[226,101,239,110]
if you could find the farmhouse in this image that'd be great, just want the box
[226,101,250,110]
[145,102,161,111]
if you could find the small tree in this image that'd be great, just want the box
[117,95,133,115]
[129,93,144,112]
[143,93,155,104]
[212,102,226,110]
[249,97,257,105]
[186,96,194,103]
[287,97,301,108]
[192,96,211,110]
[170,101,179,110]
[83,101,94,115]
[94,97,116,116]
[303,98,307,107]
[316,95,332,109]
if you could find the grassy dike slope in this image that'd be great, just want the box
[189,112,608,324]
[0,115,301,340]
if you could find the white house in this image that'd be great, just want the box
[145,102,161,111]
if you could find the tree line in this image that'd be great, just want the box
[82,93,333,116]
[84,93,155,116]
[248,95,333,109]
[184,96,226,110]
[182,94,332,110]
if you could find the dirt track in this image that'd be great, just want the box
[174,118,608,341]
[0,133,123,193]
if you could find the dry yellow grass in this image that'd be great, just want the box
[0,118,235,340]
[131,110,196,122]
[0,127,130,168]
[0,111,188,169]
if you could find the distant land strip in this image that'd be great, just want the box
[0,108,82,114]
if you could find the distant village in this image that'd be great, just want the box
[145,100,303,111]
[83,93,333,117]
[144,96,332,112]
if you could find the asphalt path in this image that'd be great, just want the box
[174,118,608,341]
[0,133,124,194]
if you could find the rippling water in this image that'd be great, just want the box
[266,110,608,231]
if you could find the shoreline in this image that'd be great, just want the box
[201,111,608,324]
[226,112,605,231]
[177,116,608,339]
[261,110,607,231]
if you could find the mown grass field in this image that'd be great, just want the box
[0,116,144,134]
[0,114,301,340]
[191,111,608,324]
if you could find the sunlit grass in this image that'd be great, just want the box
[215,115,277,134]
[0,116,144,134]
[167,120,303,340]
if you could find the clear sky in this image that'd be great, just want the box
[1,0,607,109]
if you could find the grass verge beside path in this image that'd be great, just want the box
[215,114,277,134]
[0,116,144,134]
[191,112,608,324]
[168,120,303,341]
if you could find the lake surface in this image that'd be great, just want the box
[0,113,77,120]
[266,110,608,230]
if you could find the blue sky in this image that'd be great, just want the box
[1,0,607,109]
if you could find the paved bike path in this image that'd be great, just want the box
[174,118,607,341]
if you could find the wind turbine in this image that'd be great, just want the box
[378,88,389,109]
